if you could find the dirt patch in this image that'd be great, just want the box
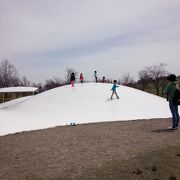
[0,118,180,179]
[78,145,180,180]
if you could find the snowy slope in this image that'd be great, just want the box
[0,83,171,135]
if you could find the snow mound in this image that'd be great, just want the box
[0,83,171,135]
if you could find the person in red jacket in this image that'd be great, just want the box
[79,73,84,83]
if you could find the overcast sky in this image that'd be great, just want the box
[0,0,180,83]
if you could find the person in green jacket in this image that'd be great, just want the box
[165,74,179,130]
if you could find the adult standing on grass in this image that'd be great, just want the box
[70,72,75,87]
[110,80,119,99]
[165,74,179,130]
[94,71,98,82]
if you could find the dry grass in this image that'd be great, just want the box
[0,118,180,180]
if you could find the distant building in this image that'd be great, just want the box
[0,87,39,103]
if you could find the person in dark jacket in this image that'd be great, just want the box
[94,71,98,82]
[70,72,75,87]
[165,74,179,130]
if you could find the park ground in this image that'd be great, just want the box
[0,118,180,180]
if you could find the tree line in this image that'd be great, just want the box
[0,59,179,97]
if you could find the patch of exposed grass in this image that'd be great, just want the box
[77,144,180,180]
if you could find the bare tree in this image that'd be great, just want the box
[65,67,78,83]
[121,73,135,87]
[32,82,42,87]
[0,59,20,87]
[139,63,168,95]
[44,77,64,90]
[138,70,150,91]
[31,82,44,93]
[20,76,31,87]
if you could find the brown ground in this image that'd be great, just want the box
[0,118,180,180]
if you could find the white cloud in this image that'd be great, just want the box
[0,0,180,82]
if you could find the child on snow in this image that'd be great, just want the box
[79,73,84,83]
[110,80,119,99]
[70,72,75,87]
[94,71,98,82]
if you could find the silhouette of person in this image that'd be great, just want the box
[70,72,75,87]
[94,71,98,82]
[102,76,106,83]
[165,74,179,129]
[79,73,84,83]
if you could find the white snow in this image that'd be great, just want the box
[0,87,38,92]
[0,83,172,136]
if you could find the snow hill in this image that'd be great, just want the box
[0,83,172,136]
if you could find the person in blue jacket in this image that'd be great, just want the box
[110,80,119,99]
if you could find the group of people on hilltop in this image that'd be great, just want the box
[70,70,120,99]
[70,70,104,86]
[94,71,107,83]
[70,72,84,87]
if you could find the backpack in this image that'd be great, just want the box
[173,89,180,105]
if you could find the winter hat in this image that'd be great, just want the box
[167,74,176,82]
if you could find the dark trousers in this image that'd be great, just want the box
[169,100,179,128]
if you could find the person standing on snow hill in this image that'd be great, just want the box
[79,73,84,83]
[70,72,75,87]
[94,71,98,82]
[102,76,106,83]
[165,74,179,130]
[110,80,119,99]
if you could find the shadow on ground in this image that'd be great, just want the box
[152,128,177,133]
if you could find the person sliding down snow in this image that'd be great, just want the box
[110,80,119,99]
